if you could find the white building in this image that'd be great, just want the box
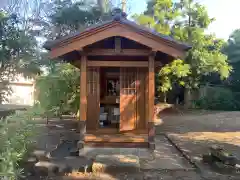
[3,75,35,106]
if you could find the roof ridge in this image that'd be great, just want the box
[44,18,191,51]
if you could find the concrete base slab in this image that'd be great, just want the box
[92,154,140,173]
[79,135,194,172]
[79,147,139,159]
[141,135,194,170]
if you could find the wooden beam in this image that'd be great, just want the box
[85,48,151,56]
[69,60,80,68]
[88,60,148,67]
[148,52,155,150]
[115,37,121,53]
[87,60,162,67]
[84,134,148,143]
[148,52,155,122]
[84,142,149,148]
[80,55,87,121]
[71,59,161,68]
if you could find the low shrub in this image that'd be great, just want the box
[0,106,43,180]
[35,64,80,118]
[194,87,240,111]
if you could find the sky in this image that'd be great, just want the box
[1,0,239,40]
[126,0,240,40]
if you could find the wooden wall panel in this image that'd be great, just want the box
[145,71,149,128]
[86,67,100,131]
[120,68,137,132]
[136,68,147,130]
[119,67,148,132]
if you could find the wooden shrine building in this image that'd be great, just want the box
[44,9,190,149]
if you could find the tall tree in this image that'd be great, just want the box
[0,12,40,102]
[36,63,80,117]
[134,0,232,103]
[38,0,114,39]
[224,29,240,92]
[34,0,114,114]
[224,29,240,63]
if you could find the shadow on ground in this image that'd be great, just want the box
[156,111,240,179]
[27,110,240,179]
[28,116,203,180]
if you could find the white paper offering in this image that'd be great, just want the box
[113,108,120,115]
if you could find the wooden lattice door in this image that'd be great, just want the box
[87,67,100,130]
[120,68,138,132]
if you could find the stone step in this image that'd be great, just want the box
[58,156,93,173]
[49,140,77,158]
[92,154,140,174]
[77,140,84,149]
[32,150,50,161]
[69,147,79,156]
[33,156,94,176]
[34,161,60,176]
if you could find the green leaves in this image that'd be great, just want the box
[224,29,240,63]
[159,59,191,78]
[158,59,191,93]
[35,63,80,116]
[194,86,240,110]
[224,29,240,93]
[47,0,113,38]
[0,107,43,179]
[0,12,41,103]
[135,0,231,93]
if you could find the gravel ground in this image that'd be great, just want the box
[156,111,240,179]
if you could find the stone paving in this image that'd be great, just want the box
[28,117,221,179]
[141,135,193,170]
[79,135,194,172]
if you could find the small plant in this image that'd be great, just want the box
[0,106,43,179]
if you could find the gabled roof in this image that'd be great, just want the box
[44,9,191,59]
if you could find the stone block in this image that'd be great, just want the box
[148,142,155,150]
[210,147,238,166]
[22,157,38,176]
[70,148,79,156]
[77,140,84,149]
[202,154,219,164]
[34,161,59,176]
[32,150,49,161]
[212,161,236,174]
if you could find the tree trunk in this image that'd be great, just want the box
[184,88,191,109]
[122,0,126,12]
[163,92,166,103]
[97,0,104,13]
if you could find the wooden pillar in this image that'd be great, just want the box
[79,54,87,141]
[148,52,155,150]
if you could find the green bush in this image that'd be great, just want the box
[35,63,80,117]
[0,106,43,179]
[194,87,240,111]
